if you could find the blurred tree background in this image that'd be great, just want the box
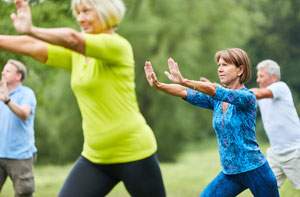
[0,0,299,164]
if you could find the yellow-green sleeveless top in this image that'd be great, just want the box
[45,33,157,164]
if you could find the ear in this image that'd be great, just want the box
[238,65,245,77]
[16,72,23,81]
[271,74,278,82]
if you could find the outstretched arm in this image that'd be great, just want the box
[144,61,187,98]
[11,0,85,54]
[0,35,47,62]
[250,88,273,99]
[165,58,216,97]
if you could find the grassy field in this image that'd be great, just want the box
[1,139,300,197]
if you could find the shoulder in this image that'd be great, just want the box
[239,87,256,98]
[19,85,36,97]
[84,33,130,45]
[268,81,290,95]
[268,81,288,90]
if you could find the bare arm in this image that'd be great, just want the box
[7,102,31,120]
[0,35,47,63]
[165,58,216,97]
[144,61,187,98]
[0,80,31,120]
[11,0,85,54]
[250,88,274,99]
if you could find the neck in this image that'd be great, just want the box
[7,82,21,93]
[102,28,115,34]
[226,81,244,90]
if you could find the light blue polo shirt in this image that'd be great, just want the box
[0,84,37,159]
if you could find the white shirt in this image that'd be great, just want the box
[257,81,300,154]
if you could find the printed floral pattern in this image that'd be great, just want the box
[185,86,266,174]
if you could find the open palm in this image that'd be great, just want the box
[164,58,184,84]
[10,0,33,34]
[0,80,9,102]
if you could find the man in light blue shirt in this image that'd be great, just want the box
[0,59,37,197]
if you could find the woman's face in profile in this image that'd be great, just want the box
[75,0,102,34]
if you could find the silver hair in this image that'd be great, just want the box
[7,59,27,81]
[71,0,126,31]
[256,59,281,81]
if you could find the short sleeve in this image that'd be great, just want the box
[84,33,134,66]
[20,88,37,115]
[267,81,288,100]
[45,43,73,70]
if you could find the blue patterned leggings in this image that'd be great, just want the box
[200,162,279,197]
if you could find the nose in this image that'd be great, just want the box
[77,12,85,23]
[218,65,223,72]
[256,78,260,84]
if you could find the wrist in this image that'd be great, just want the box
[180,78,187,86]
[4,98,11,105]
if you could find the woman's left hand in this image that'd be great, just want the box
[164,58,185,84]
[10,0,33,34]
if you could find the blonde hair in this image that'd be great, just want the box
[215,48,251,84]
[71,0,126,30]
[7,59,27,81]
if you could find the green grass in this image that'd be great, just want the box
[1,139,300,196]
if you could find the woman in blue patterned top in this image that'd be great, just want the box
[144,48,279,197]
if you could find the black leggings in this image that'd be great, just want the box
[58,154,166,197]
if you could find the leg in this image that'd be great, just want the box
[6,158,34,197]
[0,159,8,192]
[281,148,300,189]
[200,172,246,197]
[59,156,119,197]
[242,162,279,197]
[267,148,286,188]
[118,154,166,197]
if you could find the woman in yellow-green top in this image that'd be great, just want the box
[0,0,166,196]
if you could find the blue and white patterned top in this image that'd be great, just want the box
[185,86,266,174]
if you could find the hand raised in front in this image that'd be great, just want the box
[10,0,33,34]
[0,80,9,102]
[144,61,163,89]
[164,58,185,84]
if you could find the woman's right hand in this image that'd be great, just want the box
[144,61,162,88]
[10,0,33,35]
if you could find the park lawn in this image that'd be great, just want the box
[1,139,299,197]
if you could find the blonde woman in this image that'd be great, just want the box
[0,0,166,196]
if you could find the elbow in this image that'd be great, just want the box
[69,31,85,54]
[20,114,30,120]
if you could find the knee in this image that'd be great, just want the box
[15,176,34,196]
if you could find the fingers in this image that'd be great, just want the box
[164,71,172,81]
[144,61,154,73]
[200,77,210,82]
[144,61,155,86]
[168,58,175,71]
[10,13,16,21]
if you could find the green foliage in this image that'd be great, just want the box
[120,0,257,161]
[1,0,300,163]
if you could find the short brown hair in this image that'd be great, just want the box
[8,59,27,81]
[215,48,251,83]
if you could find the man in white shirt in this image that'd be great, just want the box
[251,59,300,190]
